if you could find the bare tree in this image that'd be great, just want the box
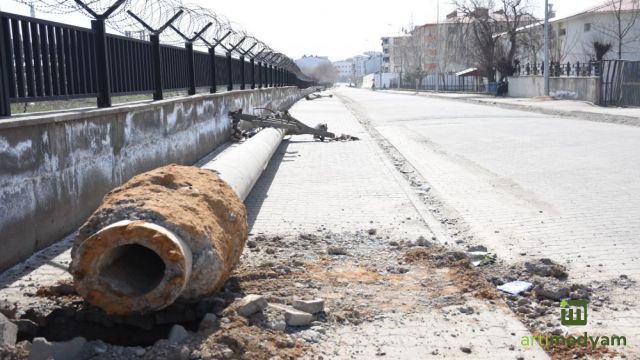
[518,22,543,65]
[398,21,434,89]
[454,0,534,81]
[592,0,640,59]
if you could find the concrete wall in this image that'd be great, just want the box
[508,76,600,103]
[0,87,309,271]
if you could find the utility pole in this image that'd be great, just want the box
[29,1,36,17]
[435,0,440,92]
[543,0,550,96]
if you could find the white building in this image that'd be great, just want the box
[513,0,640,64]
[333,60,354,83]
[333,52,383,84]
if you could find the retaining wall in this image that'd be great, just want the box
[508,76,600,103]
[0,87,308,271]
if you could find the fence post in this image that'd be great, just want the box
[209,48,216,93]
[76,0,128,108]
[150,34,163,100]
[240,56,245,90]
[184,42,196,95]
[128,9,183,101]
[0,15,11,116]
[250,58,255,89]
[92,19,112,107]
[226,52,233,91]
[269,65,274,87]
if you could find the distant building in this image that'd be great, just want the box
[333,52,383,84]
[332,60,353,83]
[295,55,332,73]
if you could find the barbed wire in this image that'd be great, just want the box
[12,0,303,74]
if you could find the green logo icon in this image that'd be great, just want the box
[560,299,588,326]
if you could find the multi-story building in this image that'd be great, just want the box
[333,60,354,83]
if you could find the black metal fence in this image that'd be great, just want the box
[600,60,640,107]
[0,11,313,117]
[398,74,489,92]
[513,61,601,77]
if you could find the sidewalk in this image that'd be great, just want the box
[384,89,640,127]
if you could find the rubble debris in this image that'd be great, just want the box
[386,265,410,274]
[305,93,333,101]
[0,313,17,346]
[235,295,268,317]
[313,123,329,141]
[29,336,86,360]
[535,284,569,301]
[330,134,360,141]
[167,324,189,344]
[284,308,314,327]
[69,165,248,315]
[497,281,534,295]
[198,313,219,332]
[327,246,348,255]
[468,251,496,267]
[0,301,17,320]
[292,299,325,314]
[523,258,568,279]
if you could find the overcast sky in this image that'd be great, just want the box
[1,0,608,61]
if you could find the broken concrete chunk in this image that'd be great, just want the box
[524,258,568,279]
[0,300,17,320]
[168,324,189,344]
[0,313,17,346]
[199,313,219,331]
[535,283,570,301]
[236,294,268,317]
[284,308,314,326]
[327,246,347,255]
[292,299,325,314]
[29,337,86,360]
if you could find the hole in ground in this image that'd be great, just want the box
[99,244,166,297]
[18,297,229,346]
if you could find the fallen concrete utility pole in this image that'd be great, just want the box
[69,126,286,315]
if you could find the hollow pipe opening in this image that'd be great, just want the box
[71,220,192,315]
[98,244,166,297]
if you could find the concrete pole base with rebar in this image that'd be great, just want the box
[70,128,285,315]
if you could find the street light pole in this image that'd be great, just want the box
[544,0,550,96]
[435,0,440,92]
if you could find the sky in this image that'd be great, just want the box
[1,0,609,61]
